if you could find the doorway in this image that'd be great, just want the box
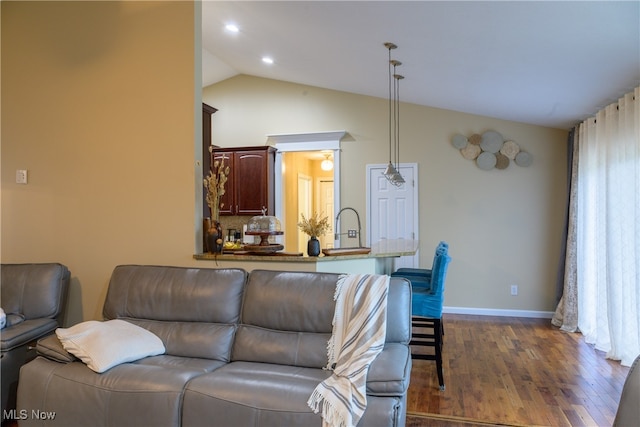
[279,151,336,252]
[271,131,346,251]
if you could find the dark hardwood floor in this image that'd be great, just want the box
[405,314,630,427]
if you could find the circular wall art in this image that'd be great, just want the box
[450,130,532,171]
[452,134,468,149]
[495,153,510,170]
[476,151,497,170]
[515,151,533,167]
[461,143,481,160]
[500,140,520,159]
[469,134,482,145]
[480,130,503,153]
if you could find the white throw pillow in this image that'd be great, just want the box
[56,319,165,373]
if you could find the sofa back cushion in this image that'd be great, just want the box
[0,263,70,321]
[103,265,247,361]
[232,270,412,368]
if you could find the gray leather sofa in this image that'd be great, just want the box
[613,354,640,426]
[1,263,70,420]
[17,265,412,427]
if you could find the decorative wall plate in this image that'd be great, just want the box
[495,153,509,169]
[461,143,481,160]
[500,140,520,159]
[452,134,468,149]
[480,130,504,153]
[515,151,533,167]
[469,134,482,145]
[476,151,497,170]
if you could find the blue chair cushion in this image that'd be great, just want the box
[412,287,444,318]
[391,272,431,290]
[395,268,432,276]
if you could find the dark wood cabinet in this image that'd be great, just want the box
[212,146,276,216]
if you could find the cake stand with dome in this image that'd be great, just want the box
[243,210,284,254]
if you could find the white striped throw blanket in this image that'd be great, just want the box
[308,273,390,427]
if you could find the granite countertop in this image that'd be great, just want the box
[193,239,418,263]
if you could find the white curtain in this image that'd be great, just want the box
[576,87,640,367]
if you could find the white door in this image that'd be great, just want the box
[317,179,334,249]
[366,164,419,270]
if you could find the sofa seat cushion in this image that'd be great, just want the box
[0,318,58,352]
[18,356,206,427]
[182,361,330,427]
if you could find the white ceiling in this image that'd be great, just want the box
[202,1,640,130]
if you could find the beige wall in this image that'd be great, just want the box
[1,1,200,323]
[204,75,569,314]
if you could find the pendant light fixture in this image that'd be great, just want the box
[320,153,334,171]
[382,42,405,186]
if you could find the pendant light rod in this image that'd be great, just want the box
[383,42,405,186]
[392,60,402,172]
[387,44,396,167]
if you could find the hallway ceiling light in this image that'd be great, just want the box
[382,42,405,187]
[262,56,274,65]
[321,154,333,171]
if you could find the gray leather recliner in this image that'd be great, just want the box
[1,263,70,418]
[613,354,640,426]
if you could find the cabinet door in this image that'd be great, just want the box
[234,150,271,215]
[211,152,234,216]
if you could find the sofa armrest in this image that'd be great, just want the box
[35,334,77,363]
[366,343,411,396]
[0,319,58,353]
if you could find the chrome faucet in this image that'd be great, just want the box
[335,207,362,248]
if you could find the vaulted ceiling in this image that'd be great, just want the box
[202,1,640,130]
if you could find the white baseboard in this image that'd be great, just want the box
[443,306,554,319]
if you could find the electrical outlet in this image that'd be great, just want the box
[510,285,518,296]
[16,169,28,184]
[347,230,357,238]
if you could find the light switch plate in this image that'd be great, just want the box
[16,169,28,184]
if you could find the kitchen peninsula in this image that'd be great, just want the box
[193,239,418,274]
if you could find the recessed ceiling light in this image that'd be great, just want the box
[262,56,274,65]
[225,24,239,33]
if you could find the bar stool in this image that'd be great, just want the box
[408,250,451,390]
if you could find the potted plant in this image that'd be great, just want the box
[297,212,330,256]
